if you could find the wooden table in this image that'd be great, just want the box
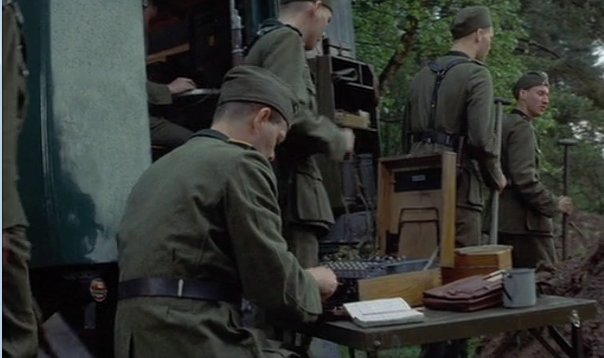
[306,296,597,358]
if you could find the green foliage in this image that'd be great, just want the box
[354,0,525,156]
[353,0,604,213]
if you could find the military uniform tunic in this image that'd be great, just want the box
[498,109,558,267]
[245,22,348,266]
[146,80,193,149]
[2,2,39,357]
[115,130,322,358]
[2,1,28,230]
[404,51,503,247]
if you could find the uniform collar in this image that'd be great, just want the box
[190,128,229,142]
[446,50,471,59]
[190,129,255,150]
[511,108,530,121]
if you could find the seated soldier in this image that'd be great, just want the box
[114,65,338,358]
[143,0,197,149]
[146,78,195,148]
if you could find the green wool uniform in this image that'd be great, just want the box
[245,20,348,267]
[115,66,322,358]
[498,109,558,267]
[146,80,193,149]
[2,2,39,357]
[404,51,502,247]
[115,131,322,357]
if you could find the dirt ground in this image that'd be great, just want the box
[480,211,604,357]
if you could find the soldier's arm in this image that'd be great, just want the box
[251,29,349,159]
[146,81,172,105]
[465,67,504,188]
[225,151,322,322]
[506,121,558,217]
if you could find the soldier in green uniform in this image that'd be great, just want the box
[114,65,338,358]
[2,1,39,357]
[403,6,506,249]
[146,78,196,148]
[499,71,573,268]
[404,7,506,357]
[245,0,355,268]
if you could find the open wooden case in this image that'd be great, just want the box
[354,152,457,306]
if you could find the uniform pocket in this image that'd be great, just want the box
[293,160,333,223]
[457,165,483,207]
[525,209,553,234]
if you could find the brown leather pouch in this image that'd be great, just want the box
[423,274,502,312]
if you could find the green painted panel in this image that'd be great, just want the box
[19,1,151,267]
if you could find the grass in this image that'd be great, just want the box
[339,338,484,357]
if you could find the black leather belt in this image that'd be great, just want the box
[118,277,241,304]
[418,131,461,149]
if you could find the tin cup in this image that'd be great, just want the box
[502,268,536,308]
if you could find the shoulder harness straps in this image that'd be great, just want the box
[426,58,471,131]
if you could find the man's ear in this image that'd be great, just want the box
[250,107,273,132]
[519,89,528,101]
[473,29,482,43]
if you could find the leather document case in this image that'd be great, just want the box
[423,274,502,312]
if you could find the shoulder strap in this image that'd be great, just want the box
[426,58,471,131]
[244,19,288,56]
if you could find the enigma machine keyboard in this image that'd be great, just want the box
[322,257,429,310]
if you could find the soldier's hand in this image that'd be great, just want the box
[341,128,355,156]
[558,196,573,215]
[167,77,196,94]
[496,175,507,193]
[306,266,338,300]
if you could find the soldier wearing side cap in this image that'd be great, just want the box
[499,71,573,268]
[114,65,338,358]
[403,6,507,249]
[246,0,355,269]
[403,6,506,358]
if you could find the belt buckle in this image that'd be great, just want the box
[177,279,184,297]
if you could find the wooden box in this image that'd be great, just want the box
[377,153,457,267]
[358,268,441,307]
[442,245,513,283]
[454,245,513,267]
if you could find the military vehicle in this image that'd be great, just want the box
[18,1,379,356]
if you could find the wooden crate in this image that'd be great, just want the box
[442,245,513,284]
[454,245,513,268]
[377,153,457,267]
[358,268,442,307]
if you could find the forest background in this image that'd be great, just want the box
[351,0,604,215]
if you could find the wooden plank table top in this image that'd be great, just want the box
[306,295,597,352]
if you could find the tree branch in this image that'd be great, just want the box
[517,38,561,59]
[378,15,419,95]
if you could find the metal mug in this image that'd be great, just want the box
[503,268,537,308]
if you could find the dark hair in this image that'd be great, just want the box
[213,101,283,124]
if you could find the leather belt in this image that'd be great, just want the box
[418,131,461,149]
[118,277,241,304]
